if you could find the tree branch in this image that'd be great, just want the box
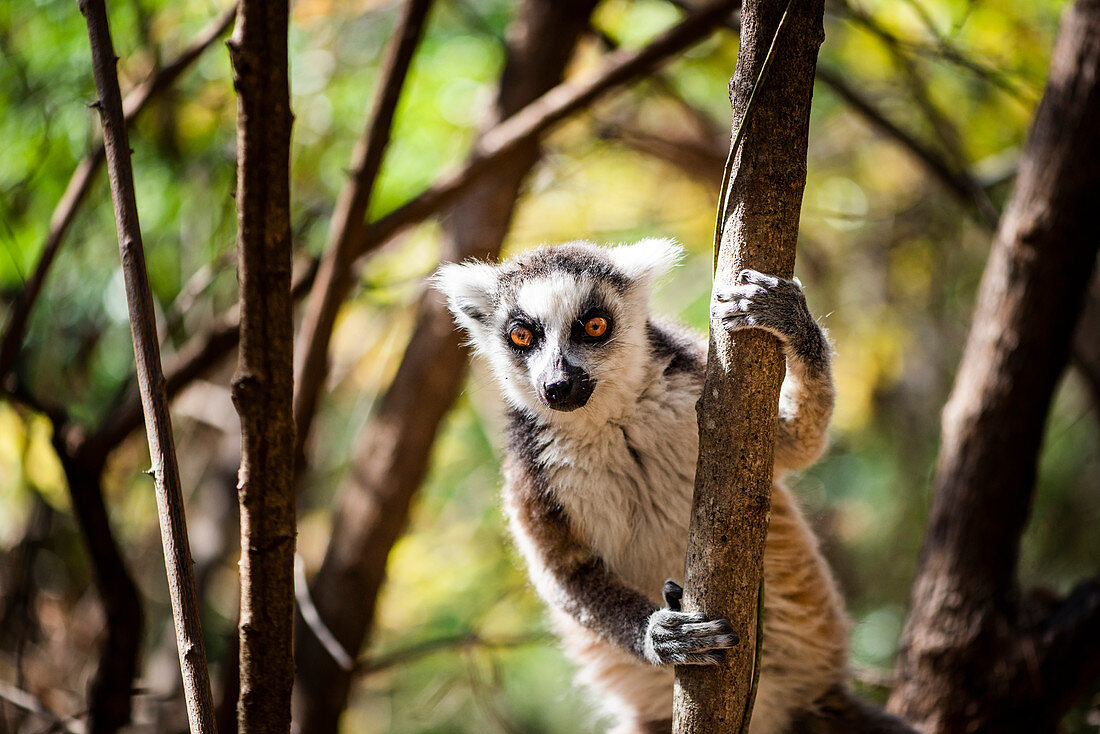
[77,1,216,732]
[673,0,824,729]
[889,0,1100,728]
[293,0,435,468]
[226,0,296,730]
[0,4,235,385]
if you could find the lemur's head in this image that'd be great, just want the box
[434,239,682,422]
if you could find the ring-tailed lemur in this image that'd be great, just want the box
[434,239,912,734]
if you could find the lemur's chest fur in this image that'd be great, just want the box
[514,335,704,600]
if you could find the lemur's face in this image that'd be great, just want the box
[435,239,682,420]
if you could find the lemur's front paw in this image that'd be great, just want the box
[712,269,823,360]
[643,580,739,666]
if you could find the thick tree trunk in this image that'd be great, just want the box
[227,1,296,732]
[291,2,597,731]
[888,0,1100,730]
[672,0,824,731]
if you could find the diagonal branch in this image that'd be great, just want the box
[814,66,999,229]
[77,1,216,732]
[293,0,436,467]
[351,0,741,262]
[0,4,235,385]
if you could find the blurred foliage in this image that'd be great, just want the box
[1,0,1098,731]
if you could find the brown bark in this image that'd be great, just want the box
[78,1,216,732]
[226,0,296,732]
[673,0,824,730]
[292,1,599,729]
[0,5,235,385]
[294,0,436,467]
[888,0,1100,730]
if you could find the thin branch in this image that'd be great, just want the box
[0,4,235,384]
[844,7,1001,227]
[834,0,1035,103]
[664,0,1002,229]
[293,0,436,467]
[352,0,741,262]
[77,1,216,732]
[814,66,999,229]
[355,632,551,677]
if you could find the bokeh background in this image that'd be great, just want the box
[1,0,1097,731]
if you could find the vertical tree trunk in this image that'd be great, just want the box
[888,0,1100,730]
[292,2,597,730]
[227,1,296,732]
[673,0,824,730]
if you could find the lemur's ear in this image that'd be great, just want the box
[608,238,684,287]
[432,260,499,333]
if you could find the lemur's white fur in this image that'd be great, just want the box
[436,240,849,734]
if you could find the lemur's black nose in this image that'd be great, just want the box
[541,374,594,411]
[544,377,575,404]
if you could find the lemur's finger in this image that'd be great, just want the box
[662,580,683,610]
[737,269,781,287]
[714,284,765,303]
[677,649,729,665]
[679,620,738,642]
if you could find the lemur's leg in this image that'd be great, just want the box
[712,269,835,471]
[505,472,739,666]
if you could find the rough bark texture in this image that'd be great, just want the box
[227,0,296,732]
[78,1,217,732]
[673,0,825,730]
[292,1,598,730]
[888,0,1100,730]
[293,0,435,464]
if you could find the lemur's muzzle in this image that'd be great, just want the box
[541,369,595,411]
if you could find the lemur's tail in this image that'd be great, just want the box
[789,685,917,733]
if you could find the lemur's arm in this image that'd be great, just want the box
[506,470,738,666]
[713,270,835,471]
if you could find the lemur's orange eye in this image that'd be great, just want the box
[584,316,609,338]
[510,325,533,347]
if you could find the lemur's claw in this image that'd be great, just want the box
[662,579,684,611]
